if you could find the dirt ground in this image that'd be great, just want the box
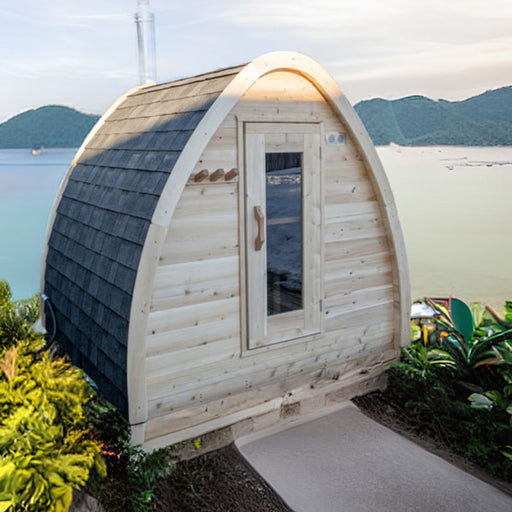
[153,443,292,512]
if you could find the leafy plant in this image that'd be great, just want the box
[506,301,512,324]
[442,332,512,371]
[0,281,105,511]
[424,298,512,373]
[86,396,174,512]
[471,302,493,337]
[401,341,456,376]
[0,342,105,511]
[0,280,42,352]
[0,282,12,309]
[382,298,512,482]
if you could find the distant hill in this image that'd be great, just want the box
[0,105,100,148]
[354,86,512,146]
[1,87,511,148]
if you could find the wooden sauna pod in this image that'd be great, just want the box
[41,52,410,449]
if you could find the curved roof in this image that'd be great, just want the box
[43,65,245,415]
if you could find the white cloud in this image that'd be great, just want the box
[0,0,511,120]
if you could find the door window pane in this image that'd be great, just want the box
[265,152,302,315]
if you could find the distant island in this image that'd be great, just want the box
[0,105,99,149]
[0,86,510,148]
[354,86,512,146]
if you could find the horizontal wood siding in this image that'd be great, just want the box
[144,70,397,434]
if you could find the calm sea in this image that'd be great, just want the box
[379,145,512,308]
[0,148,76,300]
[0,146,511,308]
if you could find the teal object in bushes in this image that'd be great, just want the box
[451,298,474,341]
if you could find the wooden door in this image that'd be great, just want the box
[244,123,322,349]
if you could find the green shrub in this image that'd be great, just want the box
[0,342,105,511]
[385,332,512,481]
[86,397,174,512]
[0,281,104,511]
[0,282,12,309]
[0,280,41,352]
[0,280,173,511]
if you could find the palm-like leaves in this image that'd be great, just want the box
[424,298,512,371]
[401,342,456,377]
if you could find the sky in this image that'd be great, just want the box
[1,0,511,122]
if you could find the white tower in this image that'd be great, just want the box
[134,0,157,84]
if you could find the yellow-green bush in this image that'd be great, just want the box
[0,280,41,352]
[0,281,105,512]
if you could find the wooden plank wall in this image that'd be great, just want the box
[144,71,396,439]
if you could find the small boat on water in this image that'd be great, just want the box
[31,146,42,156]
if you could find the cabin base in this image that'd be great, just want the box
[140,348,398,454]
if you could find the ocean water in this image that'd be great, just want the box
[378,145,512,307]
[0,148,76,299]
[0,146,511,308]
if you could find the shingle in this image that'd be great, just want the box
[153,172,170,195]
[73,265,88,290]
[91,254,112,281]
[185,111,207,130]
[125,192,157,219]
[87,207,107,231]
[62,180,83,200]
[95,303,106,325]
[147,131,176,151]
[95,187,120,211]
[144,88,169,104]
[100,214,120,236]
[78,203,95,225]
[107,289,124,318]
[88,341,98,366]
[116,241,141,269]
[136,131,156,150]
[90,230,106,254]
[100,236,121,261]
[95,168,118,188]
[96,349,107,374]
[170,131,193,151]
[106,313,127,345]
[83,250,95,270]
[86,274,101,296]
[130,170,159,194]
[125,151,144,170]
[80,293,93,317]
[56,198,76,219]
[113,265,137,294]
[141,151,165,172]
[70,164,90,183]
[104,149,125,167]
[127,104,149,119]
[110,215,129,238]
[119,293,132,318]
[122,216,148,244]
[158,152,179,173]
[188,92,218,112]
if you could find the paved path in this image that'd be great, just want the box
[237,402,512,512]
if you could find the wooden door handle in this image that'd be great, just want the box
[254,206,265,251]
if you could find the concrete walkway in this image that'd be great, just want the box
[237,402,512,512]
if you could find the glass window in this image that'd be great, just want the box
[265,152,303,315]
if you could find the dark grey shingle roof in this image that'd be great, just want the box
[44,65,245,416]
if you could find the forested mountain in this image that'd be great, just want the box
[354,86,512,146]
[0,105,99,148]
[0,86,511,148]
